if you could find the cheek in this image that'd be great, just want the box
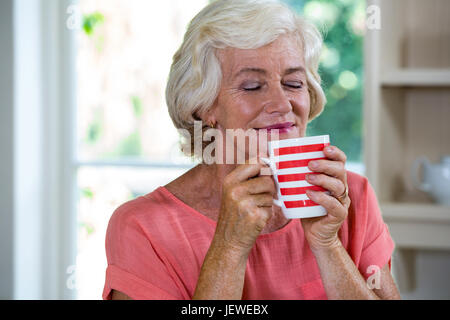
[292,93,311,121]
[220,96,260,128]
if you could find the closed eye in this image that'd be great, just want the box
[283,82,303,89]
[243,84,262,91]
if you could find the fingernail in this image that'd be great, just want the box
[309,161,318,169]
[306,190,317,198]
[325,147,333,153]
[307,174,316,181]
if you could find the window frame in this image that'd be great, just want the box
[67,1,195,299]
[40,0,79,300]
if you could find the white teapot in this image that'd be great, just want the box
[411,156,450,206]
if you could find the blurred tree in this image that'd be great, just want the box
[131,95,144,118]
[81,187,94,200]
[106,131,142,158]
[82,12,105,52]
[82,12,105,36]
[283,0,364,162]
[85,108,103,145]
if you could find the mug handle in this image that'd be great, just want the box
[272,198,283,207]
[260,157,283,208]
[411,156,431,192]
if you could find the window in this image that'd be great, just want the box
[75,0,209,299]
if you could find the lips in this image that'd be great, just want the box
[257,122,295,130]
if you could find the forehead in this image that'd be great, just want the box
[217,35,305,79]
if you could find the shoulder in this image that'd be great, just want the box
[344,170,386,241]
[346,170,378,208]
[106,187,170,238]
[346,170,370,195]
[341,171,391,257]
[342,171,379,239]
[105,187,177,264]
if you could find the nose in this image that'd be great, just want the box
[263,84,292,115]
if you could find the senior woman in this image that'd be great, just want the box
[102,0,400,300]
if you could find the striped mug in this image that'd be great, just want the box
[261,135,330,219]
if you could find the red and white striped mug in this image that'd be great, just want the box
[261,135,330,219]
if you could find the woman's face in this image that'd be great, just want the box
[210,35,311,145]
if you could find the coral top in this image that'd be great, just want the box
[102,171,394,300]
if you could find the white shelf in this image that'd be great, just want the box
[382,203,450,222]
[381,203,450,250]
[381,69,450,87]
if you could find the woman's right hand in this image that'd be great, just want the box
[213,161,277,256]
[193,161,276,299]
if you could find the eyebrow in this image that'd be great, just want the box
[285,66,306,75]
[233,66,306,80]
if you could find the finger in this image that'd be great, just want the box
[249,194,275,208]
[323,145,347,163]
[251,206,273,227]
[236,198,273,227]
[305,173,346,198]
[256,206,273,223]
[308,158,347,181]
[258,157,273,176]
[243,175,276,195]
[226,161,266,184]
[306,190,347,221]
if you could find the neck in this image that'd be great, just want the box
[196,162,238,199]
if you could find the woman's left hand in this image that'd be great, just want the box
[302,145,351,252]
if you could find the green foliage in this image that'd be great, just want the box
[104,131,143,158]
[82,12,105,36]
[283,0,364,162]
[131,95,144,118]
[86,119,102,144]
[85,109,103,145]
[79,222,95,236]
[81,187,94,199]
[82,12,106,52]
[283,0,307,12]
[118,131,142,156]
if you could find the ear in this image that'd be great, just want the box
[198,101,219,127]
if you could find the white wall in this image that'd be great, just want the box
[0,0,77,300]
[13,0,45,299]
[0,0,15,301]
[0,0,45,299]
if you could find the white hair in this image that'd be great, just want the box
[166,0,326,157]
